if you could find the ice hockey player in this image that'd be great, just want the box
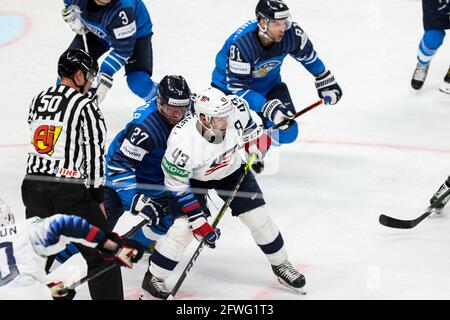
[103,75,192,251]
[430,176,450,213]
[211,0,342,145]
[140,87,306,300]
[61,0,156,103]
[0,199,144,300]
[411,0,450,93]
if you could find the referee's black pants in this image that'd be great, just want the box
[21,174,124,300]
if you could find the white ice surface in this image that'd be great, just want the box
[1,0,450,299]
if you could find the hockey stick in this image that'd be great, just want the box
[266,99,323,135]
[81,29,89,53]
[167,153,258,300]
[55,218,149,294]
[379,188,450,229]
[167,99,323,299]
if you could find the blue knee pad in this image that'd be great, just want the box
[126,71,157,102]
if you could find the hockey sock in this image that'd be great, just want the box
[238,206,288,266]
[417,29,446,64]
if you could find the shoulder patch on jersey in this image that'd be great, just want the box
[162,156,190,178]
[229,59,251,75]
[120,138,147,161]
[113,21,136,39]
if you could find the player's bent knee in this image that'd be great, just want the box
[273,122,299,145]
[166,216,194,246]
[239,206,273,232]
[423,30,446,50]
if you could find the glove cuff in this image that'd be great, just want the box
[262,99,281,120]
[97,232,122,258]
[315,70,335,89]
[193,221,214,238]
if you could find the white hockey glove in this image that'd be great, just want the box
[48,281,76,300]
[90,73,113,104]
[130,194,165,226]
[61,6,85,35]
[262,99,295,130]
[315,70,343,105]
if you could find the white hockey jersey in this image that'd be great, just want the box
[162,96,263,194]
[0,215,105,300]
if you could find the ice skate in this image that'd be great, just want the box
[411,62,430,90]
[438,67,450,94]
[139,270,170,300]
[272,261,306,294]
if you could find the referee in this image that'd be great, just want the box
[21,48,123,299]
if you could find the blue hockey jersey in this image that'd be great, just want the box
[106,99,172,210]
[212,20,326,112]
[63,0,153,77]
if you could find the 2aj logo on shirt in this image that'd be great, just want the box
[32,125,62,155]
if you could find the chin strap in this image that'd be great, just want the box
[258,19,275,43]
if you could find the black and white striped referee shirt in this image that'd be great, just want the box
[26,84,107,188]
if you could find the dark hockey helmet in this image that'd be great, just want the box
[255,0,291,22]
[58,48,98,81]
[157,75,192,108]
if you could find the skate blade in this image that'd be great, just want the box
[138,290,163,301]
[439,84,450,94]
[276,278,307,295]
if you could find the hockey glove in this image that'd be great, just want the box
[262,99,295,130]
[193,222,221,249]
[48,281,76,300]
[61,6,85,35]
[131,194,165,226]
[98,232,145,268]
[244,133,271,174]
[315,70,342,105]
[175,192,220,248]
[90,73,113,104]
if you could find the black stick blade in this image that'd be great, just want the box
[379,214,415,229]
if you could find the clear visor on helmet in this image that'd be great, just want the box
[268,15,292,30]
[85,67,98,82]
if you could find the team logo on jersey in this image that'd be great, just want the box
[31,125,62,155]
[252,61,281,78]
[205,146,236,176]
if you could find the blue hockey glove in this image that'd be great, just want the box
[262,99,295,130]
[131,194,165,226]
[315,70,342,105]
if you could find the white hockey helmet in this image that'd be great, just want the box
[0,199,15,227]
[193,87,236,123]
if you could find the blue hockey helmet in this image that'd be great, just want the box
[256,0,291,21]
